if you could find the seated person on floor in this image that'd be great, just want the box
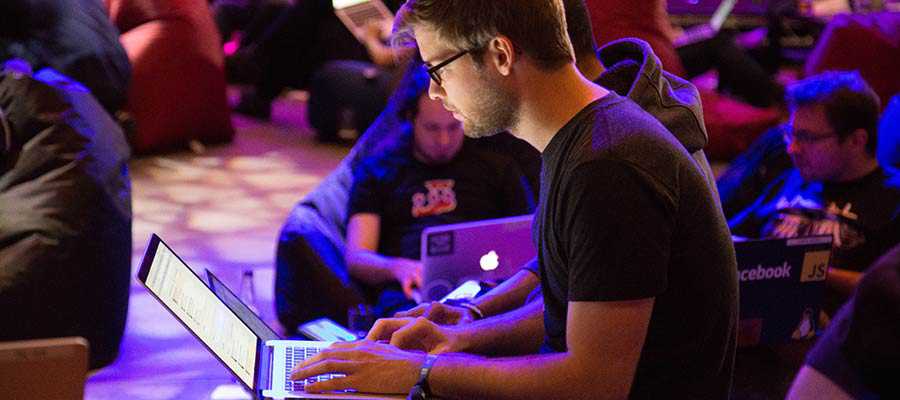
[787,242,900,400]
[227,0,406,120]
[343,63,536,318]
[729,71,900,313]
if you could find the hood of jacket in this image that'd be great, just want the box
[596,38,708,154]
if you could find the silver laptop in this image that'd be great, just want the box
[138,234,401,399]
[674,0,738,47]
[332,0,394,43]
[0,337,88,400]
[420,214,537,302]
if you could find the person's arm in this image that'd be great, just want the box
[294,298,654,399]
[786,366,854,400]
[345,213,422,298]
[396,264,540,324]
[372,296,545,356]
[357,19,414,67]
[472,267,540,317]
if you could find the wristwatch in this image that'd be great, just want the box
[407,354,439,400]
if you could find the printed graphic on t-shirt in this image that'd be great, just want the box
[765,195,865,253]
[411,179,457,218]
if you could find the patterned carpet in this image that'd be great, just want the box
[85,97,349,399]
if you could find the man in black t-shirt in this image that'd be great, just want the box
[730,71,900,311]
[291,1,738,398]
[343,66,535,318]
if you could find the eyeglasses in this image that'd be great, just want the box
[783,128,839,146]
[425,49,470,86]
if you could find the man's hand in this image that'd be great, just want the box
[391,258,423,300]
[367,317,464,354]
[357,18,391,44]
[290,340,425,394]
[395,301,476,325]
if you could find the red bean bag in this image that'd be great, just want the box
[805,12,900,110]
[700,89,782,161]
[585,0,687,77]
[105,0,234,153]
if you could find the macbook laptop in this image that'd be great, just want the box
[668,0,767,16]
[734,235,833,346]
[207,270,358,342]
[206,269,282,343]
[420,214,536,302]
[674,0,738,47]
[138,234,402,399]
[332,0,394,43]
[0,337,88,400]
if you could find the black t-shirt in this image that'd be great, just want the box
[347,140,535,260]
[729,168,900,274]
[805,243,900,399]
[536,93,738,399]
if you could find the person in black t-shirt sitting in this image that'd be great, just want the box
[343,64,536,318]
[729,71,900,313]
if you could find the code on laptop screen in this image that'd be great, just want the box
[144,243,258,388]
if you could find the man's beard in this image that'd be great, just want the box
[460,76,519,139]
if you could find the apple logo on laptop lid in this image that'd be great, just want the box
[480,250,499,271]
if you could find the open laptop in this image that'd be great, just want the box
[332,0,394,43]
[420,214,536,302]
[734,235,833,346]
[138,234,402,399]
[206,270,283,343]
[0,337,88,400]
[673,0,738,47]
[207,270,358,343]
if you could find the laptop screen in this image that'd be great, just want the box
[709,0,737,31]
[207,270,281,342]
[139,236,258,389]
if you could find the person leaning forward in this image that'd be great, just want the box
[291,1,739,399]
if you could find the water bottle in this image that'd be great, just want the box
[239,269,259,314]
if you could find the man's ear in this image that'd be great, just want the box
[486,36,516,76]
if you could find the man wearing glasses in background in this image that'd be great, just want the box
[729,71,900,313]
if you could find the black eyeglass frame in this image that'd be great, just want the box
[425,49,470,86]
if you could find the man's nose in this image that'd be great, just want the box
[428,80,445,100]
[437,130,451,146]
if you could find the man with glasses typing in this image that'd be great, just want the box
[290,1,739,398]
[729,71,900,312]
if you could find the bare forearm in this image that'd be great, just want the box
[457,299,544,356]
[428,353,615,400]
[345,250,398,285]
[362,38,396,67]
[472,269,540,318]
[429,300,651,400]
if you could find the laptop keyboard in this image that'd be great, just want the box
[284,346,344,392]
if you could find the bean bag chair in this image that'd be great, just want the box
[805,12,900,110]
[105,0,234,153]
[0,68,132,369]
